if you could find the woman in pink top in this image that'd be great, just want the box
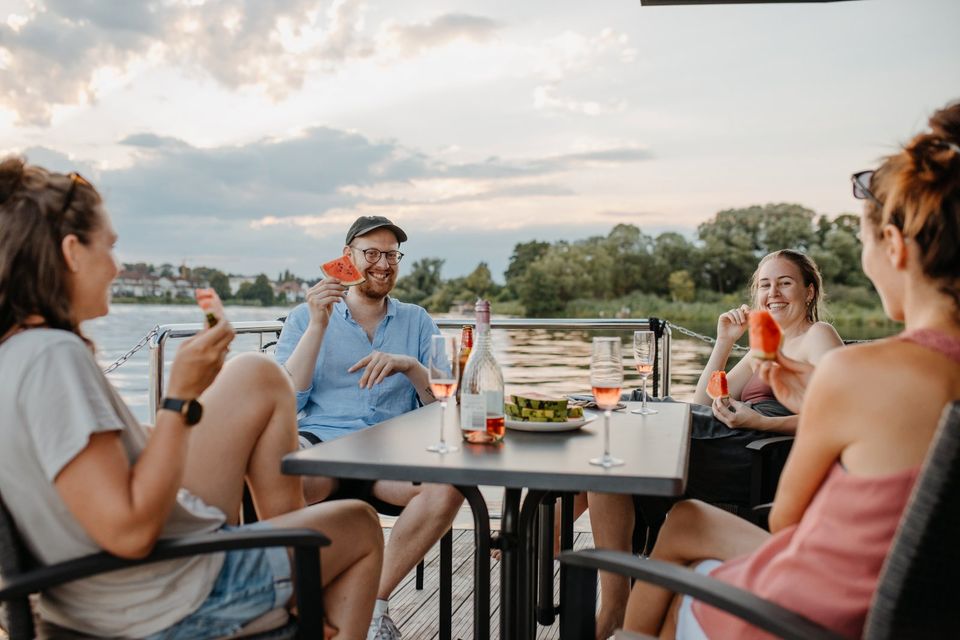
[622,101,960,639]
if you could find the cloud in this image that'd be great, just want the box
[382,13,503,56]
[530,28,636,117]
[0,1,395,126]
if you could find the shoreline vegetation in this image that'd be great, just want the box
[115,204,898,338]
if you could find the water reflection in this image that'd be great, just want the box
[85,304,898,423]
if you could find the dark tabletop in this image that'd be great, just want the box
[282,401,690,496]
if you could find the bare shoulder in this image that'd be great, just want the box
[798,321,844,363]
[820,337,960,422]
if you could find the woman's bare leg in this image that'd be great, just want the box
[183,353,304,522]
[269,500,383,639]
[587,491,635,640]
[623,500,769,636]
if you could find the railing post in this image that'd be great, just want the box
[148,331,165,424]
[661,323,672,398]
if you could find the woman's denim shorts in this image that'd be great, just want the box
[675,559,722,640]
[144,524,294,640]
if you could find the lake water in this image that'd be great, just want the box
[83,303,899,423]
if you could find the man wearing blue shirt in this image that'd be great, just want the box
[275,216,463,640]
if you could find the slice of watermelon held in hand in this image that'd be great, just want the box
[195,288,225,328]
[749,310,782,360]
[707,370,729,400]
[320,255,366,286]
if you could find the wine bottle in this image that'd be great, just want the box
[455,324,473,404]
[459,300,505,444]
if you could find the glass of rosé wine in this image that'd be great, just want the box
[631,330,658,415]
[427,334,460,453]
[590,337,625,468]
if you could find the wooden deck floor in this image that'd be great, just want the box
[384,526,595,640]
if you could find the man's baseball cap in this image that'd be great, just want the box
[345,216,408,245]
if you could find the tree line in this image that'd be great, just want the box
[392,203,871,316]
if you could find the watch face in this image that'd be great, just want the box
[185,399,204,426]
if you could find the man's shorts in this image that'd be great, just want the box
[298,430,405,516]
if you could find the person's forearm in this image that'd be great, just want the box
[406,360,436,405]
[283,324,325,391]
[693,340,735,405]
[757,413,798,434]
[122,412,192,555]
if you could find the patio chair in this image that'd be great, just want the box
[558,400,960,639]
[0,490,329,640]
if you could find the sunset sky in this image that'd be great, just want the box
[2,0,958,280]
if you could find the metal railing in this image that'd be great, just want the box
[148,317,671,422]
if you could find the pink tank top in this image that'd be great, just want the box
[740,370,776,404]
[693,329,960,639]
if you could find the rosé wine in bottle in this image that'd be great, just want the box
[459,300,505,444]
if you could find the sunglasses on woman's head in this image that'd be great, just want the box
[851,170,882,207]
[60,172,91,215]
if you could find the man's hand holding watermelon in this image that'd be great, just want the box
[304,278,347,329]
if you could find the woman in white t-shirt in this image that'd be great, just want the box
[0,157,383,639]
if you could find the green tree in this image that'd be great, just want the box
[503,240,551,298]
[237,274,275,306]
[463,262,496,299]
[393,257,445,306]
[515,243,593,315]
[668,270,696,302]
[208,271,232,301]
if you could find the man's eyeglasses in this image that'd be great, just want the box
[61,172,91,214]
[851,170,882,207]
[353,248,405,265]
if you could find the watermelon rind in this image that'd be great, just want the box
[320,256,366,287]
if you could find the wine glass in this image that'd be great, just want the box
[426,334,460,453]
[631,330,658,415]
[589,337,625,468]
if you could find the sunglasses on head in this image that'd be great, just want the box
[60,172,91,215]
[851,170,882,207]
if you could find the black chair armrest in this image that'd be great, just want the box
[747,435,795,508]
[0,528,329,638]
[0,528,328,599]
[558,549,844,640]
[745,435,795,452]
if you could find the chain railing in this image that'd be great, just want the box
[101,325,160,374]
[669,323,751,353]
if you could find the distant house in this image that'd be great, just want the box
[274,280,306,302]
[229,275,256,295]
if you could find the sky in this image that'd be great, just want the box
[1,0,959,281]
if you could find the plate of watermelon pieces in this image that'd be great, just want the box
[320,255,366,286]
[504,392,598,432]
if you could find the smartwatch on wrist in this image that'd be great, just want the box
[160,397,204,426]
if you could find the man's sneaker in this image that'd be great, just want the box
[367,612,402,640]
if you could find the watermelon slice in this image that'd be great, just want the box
[195,288,225,328]
[707,370,729,400]
[320,255,365,286]
[749,309,782,360]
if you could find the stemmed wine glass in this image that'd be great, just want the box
[426,334,460,453]
[589,337,625,468]
[631,330,658,415]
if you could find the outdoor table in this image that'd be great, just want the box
[282,400,690,640]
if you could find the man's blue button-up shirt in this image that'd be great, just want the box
[275,297,440,442]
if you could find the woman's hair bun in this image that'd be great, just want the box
[906,102,960,187]
[0,155,26,205]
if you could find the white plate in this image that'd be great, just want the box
[505,413,598,432]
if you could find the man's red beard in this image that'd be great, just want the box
[355,270,396,300]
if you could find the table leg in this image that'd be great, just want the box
[456,485,491,640]
[518,489,550,640]
[536,495,556,626]
[500,488,522,640]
